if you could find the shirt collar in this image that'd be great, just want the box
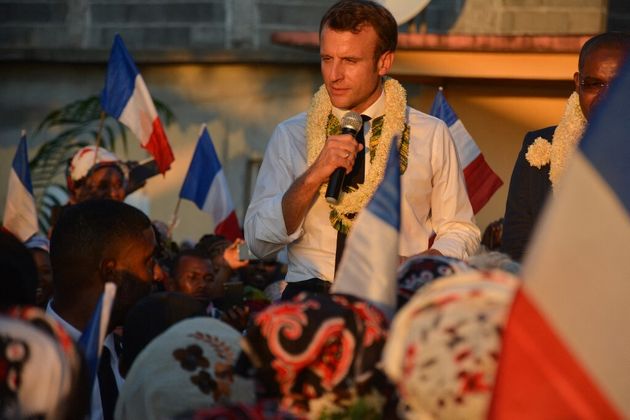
[331,88,386,122]
[46,300,81,340]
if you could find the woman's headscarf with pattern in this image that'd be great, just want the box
[1,306,87,419]
[240,292,391,418]
[115,317,255,420]
[383,270,519,419]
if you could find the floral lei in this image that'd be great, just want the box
[305,77,409,233]
[525,92,586,191]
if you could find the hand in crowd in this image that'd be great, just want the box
[222,238,249,270]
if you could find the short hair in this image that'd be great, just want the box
[579,32,630,72]
[195,234,229,260]
[319,0,398,59]
[50,199,151,294]
[170,248,211,278]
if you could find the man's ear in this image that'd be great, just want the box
[377,51,394,76]
[574,71,581,92]
[100,258,117,284]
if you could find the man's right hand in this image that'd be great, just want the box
[307,133,363,185]
[281,133,363,235]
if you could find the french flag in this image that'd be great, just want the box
[101,34,174,174]
[489,57,630,418]
[2,132,38,242]
[78,282,117,387]
[332,139,400,320]
[430,88,503,213]
[180,125,242,242]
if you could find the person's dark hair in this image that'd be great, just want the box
[170,248,212,278]
[579,32,630,72]
[119,292,205,377]
[195,234,230,260]
[319,0,398,59]
[49,199,151,296]
[0,230,38,308]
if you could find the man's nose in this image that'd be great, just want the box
[329,60,343,81]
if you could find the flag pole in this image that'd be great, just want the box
[167,197,181,239]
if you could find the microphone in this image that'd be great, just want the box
[325,111,364,204]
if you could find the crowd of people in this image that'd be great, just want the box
[2,0,628,418]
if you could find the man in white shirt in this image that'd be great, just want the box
[245,0,479,298]
[48,199,157,420]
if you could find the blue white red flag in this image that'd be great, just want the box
[2,131,38,242]
[180,125,241,242]
[430,88,503,213]
[332,140,400,319]
[78,282,117,387]
[101,34,174,174]
[489,57,630,418]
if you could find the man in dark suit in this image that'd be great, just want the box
[501,32,630,262]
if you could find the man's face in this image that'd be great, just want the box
[74,166,126,203]
[574,46,627,120]
[320,24,393,113]
[174,255,223,304]
[109,227,157,326]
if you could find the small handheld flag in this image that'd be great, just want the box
[332,139,400,319]
[2,131,38,242]
[78,282,117,387]
[101,34,174,174]
[179,125,241,242]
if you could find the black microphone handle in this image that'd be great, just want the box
[325,126,358,204]
[326,167,347,204]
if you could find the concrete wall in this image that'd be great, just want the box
[451,0,606,34]
[0,0,334,56]
[608,0,630,31]
[0,0,611,57]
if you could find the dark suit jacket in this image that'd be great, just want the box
[501,126,556,262]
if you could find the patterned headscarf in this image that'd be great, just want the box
[383,270,519,419]
[115,317,255,420]
[240,292,390,418]
[0,306,86,420]
[396,255,472,310]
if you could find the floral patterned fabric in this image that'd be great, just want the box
[115,317,255,420]
[0,306,85,420]
[241,292,390,418]
[396,255,472,310]
[383,270,519,419]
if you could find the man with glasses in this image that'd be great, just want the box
[501,32,630,262]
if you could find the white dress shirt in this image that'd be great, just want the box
[46,301,124,420]
[244,90,480,282]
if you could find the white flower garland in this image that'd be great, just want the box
[525,92,586,191]
[305,77,407,231]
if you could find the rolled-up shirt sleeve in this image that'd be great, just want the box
[400,112,480,260]
[244,115,307,260]
[429,120,480,258]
